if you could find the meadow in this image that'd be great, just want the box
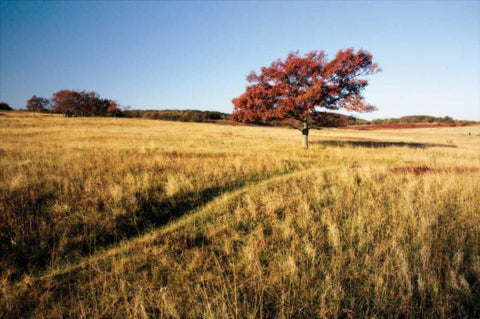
[1,111,479,318]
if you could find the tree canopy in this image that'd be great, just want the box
[232,48,380,147]
[26,95,50,112]
[51,90,120,117]
[0,102,12,111]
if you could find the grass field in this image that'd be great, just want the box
[1,111,479,318]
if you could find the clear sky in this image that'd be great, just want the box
[1,1,479,120]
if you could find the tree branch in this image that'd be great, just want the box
[287,122,303,132]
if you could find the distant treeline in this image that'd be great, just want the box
[124,109,231,122]
[3,93,475,126]
[255,114,477,127]
[0,102,13,111]
[19,90,123,117]
[123,110,355,127]
[366,115,460,125]
[124,112,475,127]
[12,90,232,122]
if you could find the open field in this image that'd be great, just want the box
[1,111,479,318]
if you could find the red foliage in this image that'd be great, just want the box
[52,90,83,114]
[51,90,120,116]
[390,166,479,175]
[232,49,380,126]
[106,100,122,115]
[26,95,50,112]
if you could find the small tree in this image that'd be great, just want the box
[26,96,50,112]
[0,102,12,110]
[106,100,122,117]
[232,49,381,148]
[52,90,116,117]
[52,90,82,115]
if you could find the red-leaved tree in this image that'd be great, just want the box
[232,49,381,148]
[52,90,83,115]
[26,95,50,112]
[106,100,122,117]
[51,90,120,117]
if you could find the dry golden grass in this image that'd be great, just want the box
[1,111,479,318]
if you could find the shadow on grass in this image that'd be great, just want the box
[315,140,457,149]
[1,177,268,316]
[66,168,301,262]
[117,184,240,238]
[2,163,303,282]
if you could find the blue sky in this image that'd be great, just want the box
[1,1,479,120]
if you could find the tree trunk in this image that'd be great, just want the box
[302,120,309,149]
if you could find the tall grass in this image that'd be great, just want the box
[1,111,479,317]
